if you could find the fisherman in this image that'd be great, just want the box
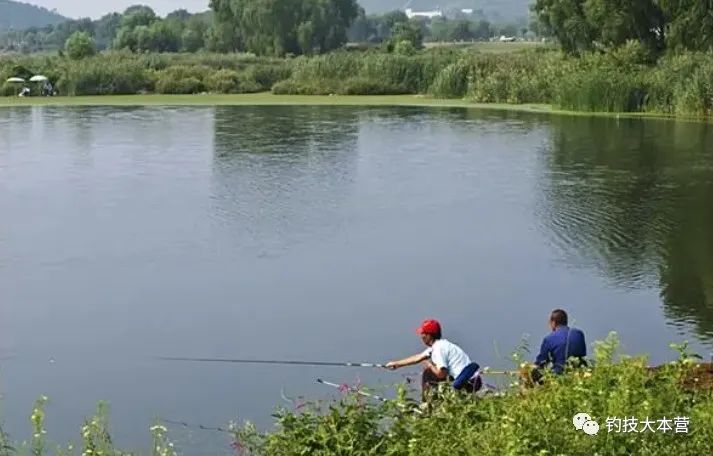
[532,309,587,383]
[386,319,482,397]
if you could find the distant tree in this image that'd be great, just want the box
[210,0,360,56]
[181,16,208,52]
[121,5,157,29]
[533,0,665,54]
[450,20,474,41]
[166,9,192,22]
[472,19,492,39]
[389,22,423,50]
[658,0,713,51]
[65,31,96,59]
[532,0,596,53]
[94,13,122,50]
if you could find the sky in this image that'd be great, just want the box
[27,1,210,19]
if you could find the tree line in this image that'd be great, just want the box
[0,2,532,57]
[534,0,713,55]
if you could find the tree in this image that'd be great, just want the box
[389,21,423,50]
[533,0,596,53]
[65,31,96,59]
[472,19,492,39]
[533,0,666,54]
[658,0,713,51]
[450,20,474,41]
[210,0,360,56]
[583,0,665,52]
[94,13,122,50]
[121,5,157,29]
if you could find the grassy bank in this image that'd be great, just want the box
[3,46,713,118]
[2,94,707,124]
[2,336,713,455]
[0,93,528,108]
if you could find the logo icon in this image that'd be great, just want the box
[573,412,599,435]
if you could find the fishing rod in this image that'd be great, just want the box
[161,418,231,434]
[316,378,424,414]
[316,378,389,402]
[157,357,386,368]
[481,367,519,376]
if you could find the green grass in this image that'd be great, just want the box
[1,93,709,124]
[0,93,554,111]
[424,41,548,53]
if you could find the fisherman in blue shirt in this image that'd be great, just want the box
[532,309,587,383]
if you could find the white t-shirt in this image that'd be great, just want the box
[422,339,472,379]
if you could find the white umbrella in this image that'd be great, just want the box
[6,77,25,83]
[30,75,48,82]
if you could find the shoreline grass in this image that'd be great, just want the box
[1,93,709,124]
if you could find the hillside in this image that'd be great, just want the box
[358,0,532,20]
[0,0,68,30]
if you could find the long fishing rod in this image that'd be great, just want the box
[161,418,231,433]
[157,357,386,368]
[316,378,424,414]
[316,378,389,402]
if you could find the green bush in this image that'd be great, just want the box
[234,336,713,456]
[429,60,471,98]
[155,76,204,94]
[204,69,262,93]
[56,57,153,95]
[65,31,96,60]
[272,79,335,95]
[341,78,409,95]
[245,63,292,90]
[0,83,18,96]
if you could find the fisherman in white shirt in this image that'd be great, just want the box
[386,319,482,398]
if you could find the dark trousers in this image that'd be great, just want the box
[421,368,481,399]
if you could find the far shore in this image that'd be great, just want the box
[0,93,707,123]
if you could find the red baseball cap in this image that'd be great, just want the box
[416,319,441,335]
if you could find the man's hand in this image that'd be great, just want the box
[385,361,400,370]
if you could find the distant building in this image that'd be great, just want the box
[405,8,443,19]
[461,9,474,14]
[499,35,517,42]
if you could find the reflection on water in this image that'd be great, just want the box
[210,106,361,258]
[1,106,713,453]
[538,116,713,337]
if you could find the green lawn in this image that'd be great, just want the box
[0,93,705,123]
[0,93,551,110]
[424,41,549,53]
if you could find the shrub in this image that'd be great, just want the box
[155,76,204,94]
[56,57,153,95]
[341,78,409,95]
[65,31,96,60]
[0,83,18,97]
[234,337,713,456]
[204,69,262,94]
[272,79,335,95]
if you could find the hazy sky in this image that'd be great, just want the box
[27,1,210,19]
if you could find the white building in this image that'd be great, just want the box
[405,8,443,19]
[461,9,474,14]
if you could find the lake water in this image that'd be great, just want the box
[1,106,712,453]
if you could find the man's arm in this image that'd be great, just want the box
[422,360,449,379]
[535,337,551,367]
[386,352,429,370]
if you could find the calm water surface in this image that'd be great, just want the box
[1,106,712,452]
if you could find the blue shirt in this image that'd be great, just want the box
[535,326,587,374]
